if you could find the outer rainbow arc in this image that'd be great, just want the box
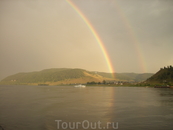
[66,0,115,78]
[112,1,147,73]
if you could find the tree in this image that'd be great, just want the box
[102,80,106,84]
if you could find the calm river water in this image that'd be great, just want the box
[0,85,173,130]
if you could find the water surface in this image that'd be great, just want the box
[0,85,173,130]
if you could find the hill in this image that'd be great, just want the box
[114,73,153,82]
[0,68,153,85]
[0,68,113,85]
[145,65,173,85]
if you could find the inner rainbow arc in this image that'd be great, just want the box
[66,0,115,78]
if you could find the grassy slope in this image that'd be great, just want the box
[0,68,112,85]
[0,68,153,85]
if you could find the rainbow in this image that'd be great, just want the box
[111,1,147,73]
[66,0,115,78]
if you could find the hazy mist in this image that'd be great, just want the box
[0,0,173,80]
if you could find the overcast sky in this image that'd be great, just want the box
[0,0,173,80]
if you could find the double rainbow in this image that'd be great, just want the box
[66,0,146,78]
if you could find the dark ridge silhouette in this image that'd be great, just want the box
[145,65,173,85]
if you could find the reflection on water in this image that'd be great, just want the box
[0,85,173,130]
[109,87,173,130]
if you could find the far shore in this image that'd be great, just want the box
[1,83,173,88]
